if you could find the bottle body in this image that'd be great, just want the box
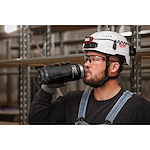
[37,64,86,85]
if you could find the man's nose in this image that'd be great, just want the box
[84,59,91,67]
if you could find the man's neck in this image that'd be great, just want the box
[93,79,121,101]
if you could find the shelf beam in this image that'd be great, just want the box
[0,53,85,68]
[0,48,150,69]
[0,25,97,40]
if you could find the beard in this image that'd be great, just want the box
[83,76,103,88]
[83,67,106,88]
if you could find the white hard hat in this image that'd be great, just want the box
[82,31,130,65]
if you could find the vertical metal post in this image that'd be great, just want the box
[105,25,111,31]
[114,25,121,33]
[59,32,64,55]
[51,33,55,56]
[22,26,26,59]
[7,38,12,108]
[19,25,23,124]
[130,25,134,92]
[19,25,31,125]
[130,25,141,95]
[7,38,11,59]
[42,31,47,57]
[27,26,31,59]
[46,25,51,56]
[26,26,31,118]
[97,25,102,32]
[19,25,23,59]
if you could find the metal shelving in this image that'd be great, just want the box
[0,25,150,124]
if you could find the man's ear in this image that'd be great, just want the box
[111,62,120,74]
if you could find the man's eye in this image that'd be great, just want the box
[92,57,97,61]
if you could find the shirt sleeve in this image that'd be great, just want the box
[28,89,61,124]
[140,108,150,124]
[136,96,150,124]
[28,89,83,125]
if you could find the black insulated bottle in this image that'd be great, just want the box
[37,64,86,85]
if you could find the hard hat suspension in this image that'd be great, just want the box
[95,55,119,88]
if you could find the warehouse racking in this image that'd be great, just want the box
[0,25,150,124]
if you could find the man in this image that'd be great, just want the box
[29,31,150,125]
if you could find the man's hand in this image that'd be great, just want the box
[41,61,69,94]
[47,82,68,88]
[41,82,67,94]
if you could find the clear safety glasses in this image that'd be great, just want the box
[84,55,115,64]
[84,55,106,64]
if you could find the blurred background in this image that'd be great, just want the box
[0,25,150,125]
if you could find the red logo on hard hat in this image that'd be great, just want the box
[84,36,93,44]
[119,43,126,48]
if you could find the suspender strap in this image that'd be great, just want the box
[105,90,133,124]
[77,90,92,121]
[76,89,133,125]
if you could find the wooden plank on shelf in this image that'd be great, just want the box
[123,64,150,70]
[0,50,150,69]
[0,109,19,115]
[11,37,84,50]
[141,56,150,59]
[136,48,150,56]
[0,121,19,125]
[0,54,85,68]
[31,25,97,33]
[0,25,97,40]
